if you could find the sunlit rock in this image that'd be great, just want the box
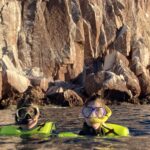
[64,89,83,107]
[132,39,150,69]
[102,71,132,100]
[0,71,2,99]
[2,55,17,71]
[131,39,150,96]
[113,25,131,56]
[0,0,22,71]
[84,72,103,96]
[26,67,51,91]
[103,51,129,71]
[104,51,141,98]
[104,52,141,97]
[0,51,2,99]
[6,70,30,93]
[84,70,132,100]
[18,86,45,105]
[0,0,150,103]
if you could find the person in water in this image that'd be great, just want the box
[14,86,56,137]
[15,96,40,130]
[79,94,113,136]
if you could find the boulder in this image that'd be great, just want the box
[0,71,2,99]
[0,0,150,104]
[113,25,131,56]
[6,70,30,93]
[64,89,83,107]
[46,88,83,107]
[102,71,132,100]
[131,43,150,97]
[84,70,132,100]
[104,51,141,98]
[84,72,103,96]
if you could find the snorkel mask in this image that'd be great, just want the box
[15,105,39,125]
[82,105,112,125]
[82,107,106,118]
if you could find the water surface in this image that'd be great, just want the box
[0,103,150,150]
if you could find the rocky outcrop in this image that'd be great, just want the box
[131,39,150,97]
[104,51,141,98]
[0,72,2,99]
[46,81,83,106]
[84,70,132,101]
[46,87,83,107]
[0,0,150,104]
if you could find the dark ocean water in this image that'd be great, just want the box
[0,103,150,150]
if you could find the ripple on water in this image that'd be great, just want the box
[0,104,150,150]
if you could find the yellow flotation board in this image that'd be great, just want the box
[0,122,55,137]
[58,123,129,138]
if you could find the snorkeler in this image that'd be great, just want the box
[0,89,55,137]
[14,87,56,135]
[15,97,40,130]
[79,94,113,136]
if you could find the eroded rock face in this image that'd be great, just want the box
[0,0,150,104]
[131,39,150,97]
[6,70,30,93]
[46,86,83,107]
[0,72,2,99]
[0,51,2,98]
[105,51,141,98]
[84,70,132,101]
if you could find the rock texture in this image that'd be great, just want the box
[0,0,150,104]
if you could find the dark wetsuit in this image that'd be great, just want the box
[79,122,105,136]
[79,122,118,136]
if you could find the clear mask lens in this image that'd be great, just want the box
[16,106,39,120]
[82,106,106,118]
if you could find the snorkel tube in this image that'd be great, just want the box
[89,106,112,125]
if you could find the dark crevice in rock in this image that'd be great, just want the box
[0,4,5,25]
[139,95,150,104]
[2,39,8,55]
[104,89,130,102]
[71,0,81,23]
[46,93,69,106]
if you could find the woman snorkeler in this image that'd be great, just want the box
[79,94,114,136]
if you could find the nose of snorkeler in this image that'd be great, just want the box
[25,113,32,120]
[16,114,31,125]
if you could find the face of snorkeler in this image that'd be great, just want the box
[15,105,40,130]
[82,99,105,130]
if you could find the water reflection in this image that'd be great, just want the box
[0,103,150,149]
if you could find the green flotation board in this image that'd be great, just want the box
[0,122,55,137]
[58,123,130,138]
[0,122,129,138]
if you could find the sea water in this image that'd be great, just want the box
[0,103,150,150]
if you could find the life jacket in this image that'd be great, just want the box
[68,122,130,137]
[0,122,55,137]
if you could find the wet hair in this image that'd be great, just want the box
[16,86,37,109]
[84,94,105,106]
[17,96,34,109]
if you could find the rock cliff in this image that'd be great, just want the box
[0,0,150,104]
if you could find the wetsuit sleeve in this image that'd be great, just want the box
[79,130,86,135]
[101,105,112,123]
